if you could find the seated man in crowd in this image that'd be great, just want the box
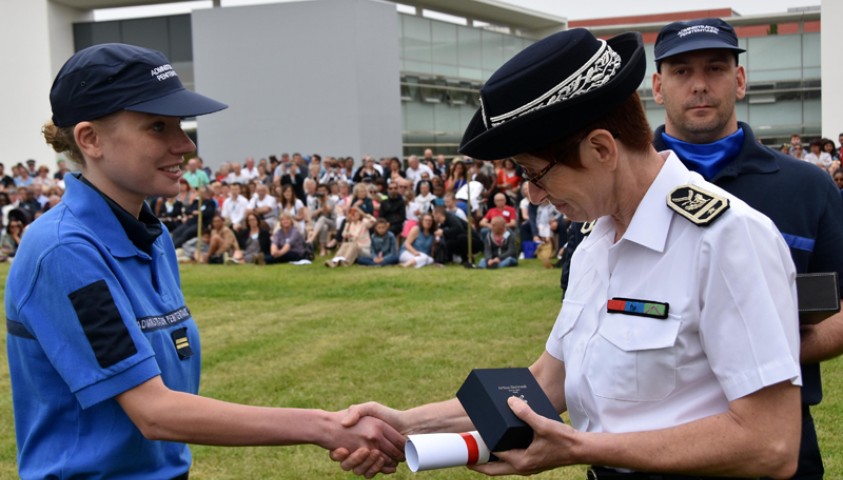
[432,205,481,266]
[171,186,217,248]
[247,183,278,231]
[443,192,467,222]
[182,158,210,189]
[220,183,249,231]
[478,192,517,239]
[357,217,400,267]
[203,215,240,264]
[379,179,407,238]
[478,215,518,269]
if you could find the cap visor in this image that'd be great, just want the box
[655,42,745,62]
[125,88,227,118]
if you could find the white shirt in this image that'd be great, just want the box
[546,152,801,434]
[536,203,557,238]
[455,181,484,212]
[242,166,259,181]
[248,194,278,227]
[804,151,832,168]
[226,171,250,185]
[221,195,249,227]
[280,198,307,235]
[406,164,434,188]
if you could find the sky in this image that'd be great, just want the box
[94,0,822,21]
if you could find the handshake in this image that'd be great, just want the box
[325,393,570,478]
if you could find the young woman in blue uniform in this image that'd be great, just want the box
[5,43,402,479]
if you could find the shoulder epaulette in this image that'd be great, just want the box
[580,220,596,235]
[667,184,729,226]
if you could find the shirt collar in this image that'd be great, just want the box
[653,122,780,181]
[588,152,693,254]
[63,174,162,256]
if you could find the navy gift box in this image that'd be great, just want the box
[797,272,840,324]
[456,368,561,452]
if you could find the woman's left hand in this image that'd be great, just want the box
[469,396,582,476]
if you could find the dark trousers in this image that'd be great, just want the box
[265,251,304,264]
[171,219,199,248]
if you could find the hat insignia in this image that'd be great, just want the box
[667,185,729,226]
[487,40,621,128]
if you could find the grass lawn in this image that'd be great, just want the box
[0,258,841,479]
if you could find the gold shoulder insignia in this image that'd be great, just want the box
[580,220,596,235]
[667,185,729,226]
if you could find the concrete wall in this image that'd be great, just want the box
[192,0,402,169]
[822,0,842,140]
[0,1,90,169]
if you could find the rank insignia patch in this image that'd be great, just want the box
[667,185,729,226]
[607,298,669,319]
[171,327,193,360]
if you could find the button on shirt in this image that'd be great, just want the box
[546,152,801,434]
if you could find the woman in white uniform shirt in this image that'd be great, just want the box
[333,29,802,479]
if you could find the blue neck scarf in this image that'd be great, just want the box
[660,128,744,181]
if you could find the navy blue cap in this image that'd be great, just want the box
[654,18,745,63]
[50,43,227,127]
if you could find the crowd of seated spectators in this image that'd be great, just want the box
[784,133,843,180]
[149,149,573,268]
[1,148,575,269]
[17,129,843,274]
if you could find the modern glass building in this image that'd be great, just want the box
[5,1,827,165]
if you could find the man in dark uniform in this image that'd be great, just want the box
[432,205,481,265]
[652,18,843,479]
[379,181,406,239]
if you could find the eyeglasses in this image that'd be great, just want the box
[518,135,591,190]
[520,161,560,191]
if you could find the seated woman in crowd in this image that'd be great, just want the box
[331,180,351,229]
[0,218,23,262]
[203,215,240,264]
[175,177,195,208]
[349,182,375,216]
[398,212,436,268]
[496,157,522,200]
[822,138,839,160]
[386,157,404,183]
[445,160,467,193]
[357,217,400,267]
[268,213,308,264]
[325,207,376,267]
[278,184,309,235]
[233,212,271,264]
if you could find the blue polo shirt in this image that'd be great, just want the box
[655,122,843,406]
[5,173,200,479]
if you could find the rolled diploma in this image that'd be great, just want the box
[405,431,491,472]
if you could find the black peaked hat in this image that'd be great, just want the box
[459,29,645,160]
